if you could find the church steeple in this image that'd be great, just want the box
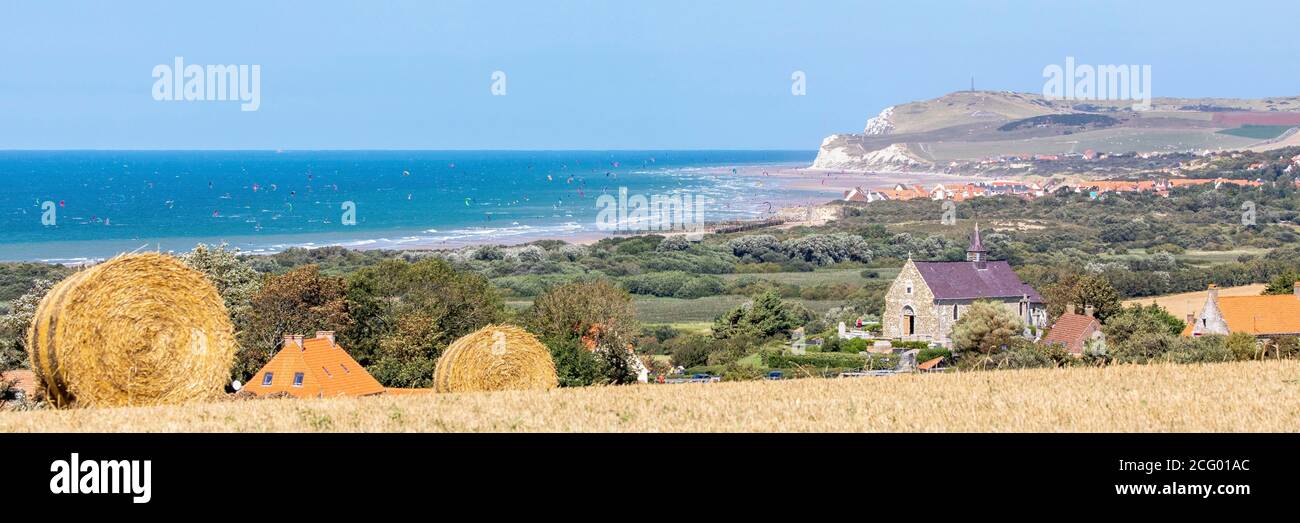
[967,223,988,268]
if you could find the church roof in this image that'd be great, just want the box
[912,260,1042,302]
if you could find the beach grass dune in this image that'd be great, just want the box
[2,360,1295,432]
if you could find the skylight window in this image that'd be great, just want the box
[261,372,273,386]
[292,372,305,387]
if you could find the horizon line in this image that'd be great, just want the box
[0,147,820,153]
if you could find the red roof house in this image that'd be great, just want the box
[1042,305,1104,356]
[245,331,385,398]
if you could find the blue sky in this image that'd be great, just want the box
[1,0,1297,149]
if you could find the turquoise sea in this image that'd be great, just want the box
[0,150,819,262]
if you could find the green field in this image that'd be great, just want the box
[918,127,1258,162]
[634,296,846,323]
[502,269,883,325]
[1217,125,1295,140]
[719,268,896,285]
[1174,248,1271,266]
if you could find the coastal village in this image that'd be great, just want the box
[842,176,1290,203]
[841,150,1300,203]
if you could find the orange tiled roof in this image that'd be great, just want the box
[1183,294,1300,337]
[247,334,385,398]
[877,184,927,200]
[1042,313,1101,354]
[1167,178,1262,188]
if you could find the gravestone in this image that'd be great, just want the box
[899,349,919,372]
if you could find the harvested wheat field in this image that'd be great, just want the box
[1123,284,1265,320]
[2,360,1297,432]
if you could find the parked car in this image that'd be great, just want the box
[766,371,784,380]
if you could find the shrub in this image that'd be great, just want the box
[728,234,783,259]
[1163,335,1233,364]
[916,347,952,363]
[712,291,799,340]
[675,276,726,299]
[512,245,546,263]
[667,335,713,368]
[545,336,606,387]
[657,235,691,252]
[951,301,1025,356]
[1226,332,1259,360]
[781,233,873,265]
[472,245,504,261]
[621,271,724,298]
[763,351,897,370]
[722,361,766,381]
[959,340,1068,370]
[839,338,870,353]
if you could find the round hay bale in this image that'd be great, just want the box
[26,253,236,408]
[433,324,558,393]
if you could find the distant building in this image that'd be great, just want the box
[842,186,888,202]
[881,224,1048,347]
[245,331,385,398]
[1183,283,1300,338]
[1042,304,1105,356]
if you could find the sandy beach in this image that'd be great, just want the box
[723,164,988,196]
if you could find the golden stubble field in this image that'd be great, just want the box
[2,360,1297,432]
[1122,283,1266,320]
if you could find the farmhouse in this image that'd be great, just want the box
[1041,304,1105,356]
[882,225,1047,346]
[245,331,385,398]
[1183,283,1300,338]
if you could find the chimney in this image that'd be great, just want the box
[1065,303,1076,315]
[315,330,336,344]
[283,334,304,350]
[1084,305,1095,318]
[1208,283,1219,302]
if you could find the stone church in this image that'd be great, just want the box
[881,224,1047,347]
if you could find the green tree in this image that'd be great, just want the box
[1263,270,1300,295]
[1104,303,1185,345]
[544,336,606,387]
[1044,273,1122,322]
[0,278,57,370]
[240,265,352,382]
[712,291,798,340]
[951,300,1025,356]
[666,334,712,368]
[179,243,262,337]
[529,279,640,384]
[348,258,504,388]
